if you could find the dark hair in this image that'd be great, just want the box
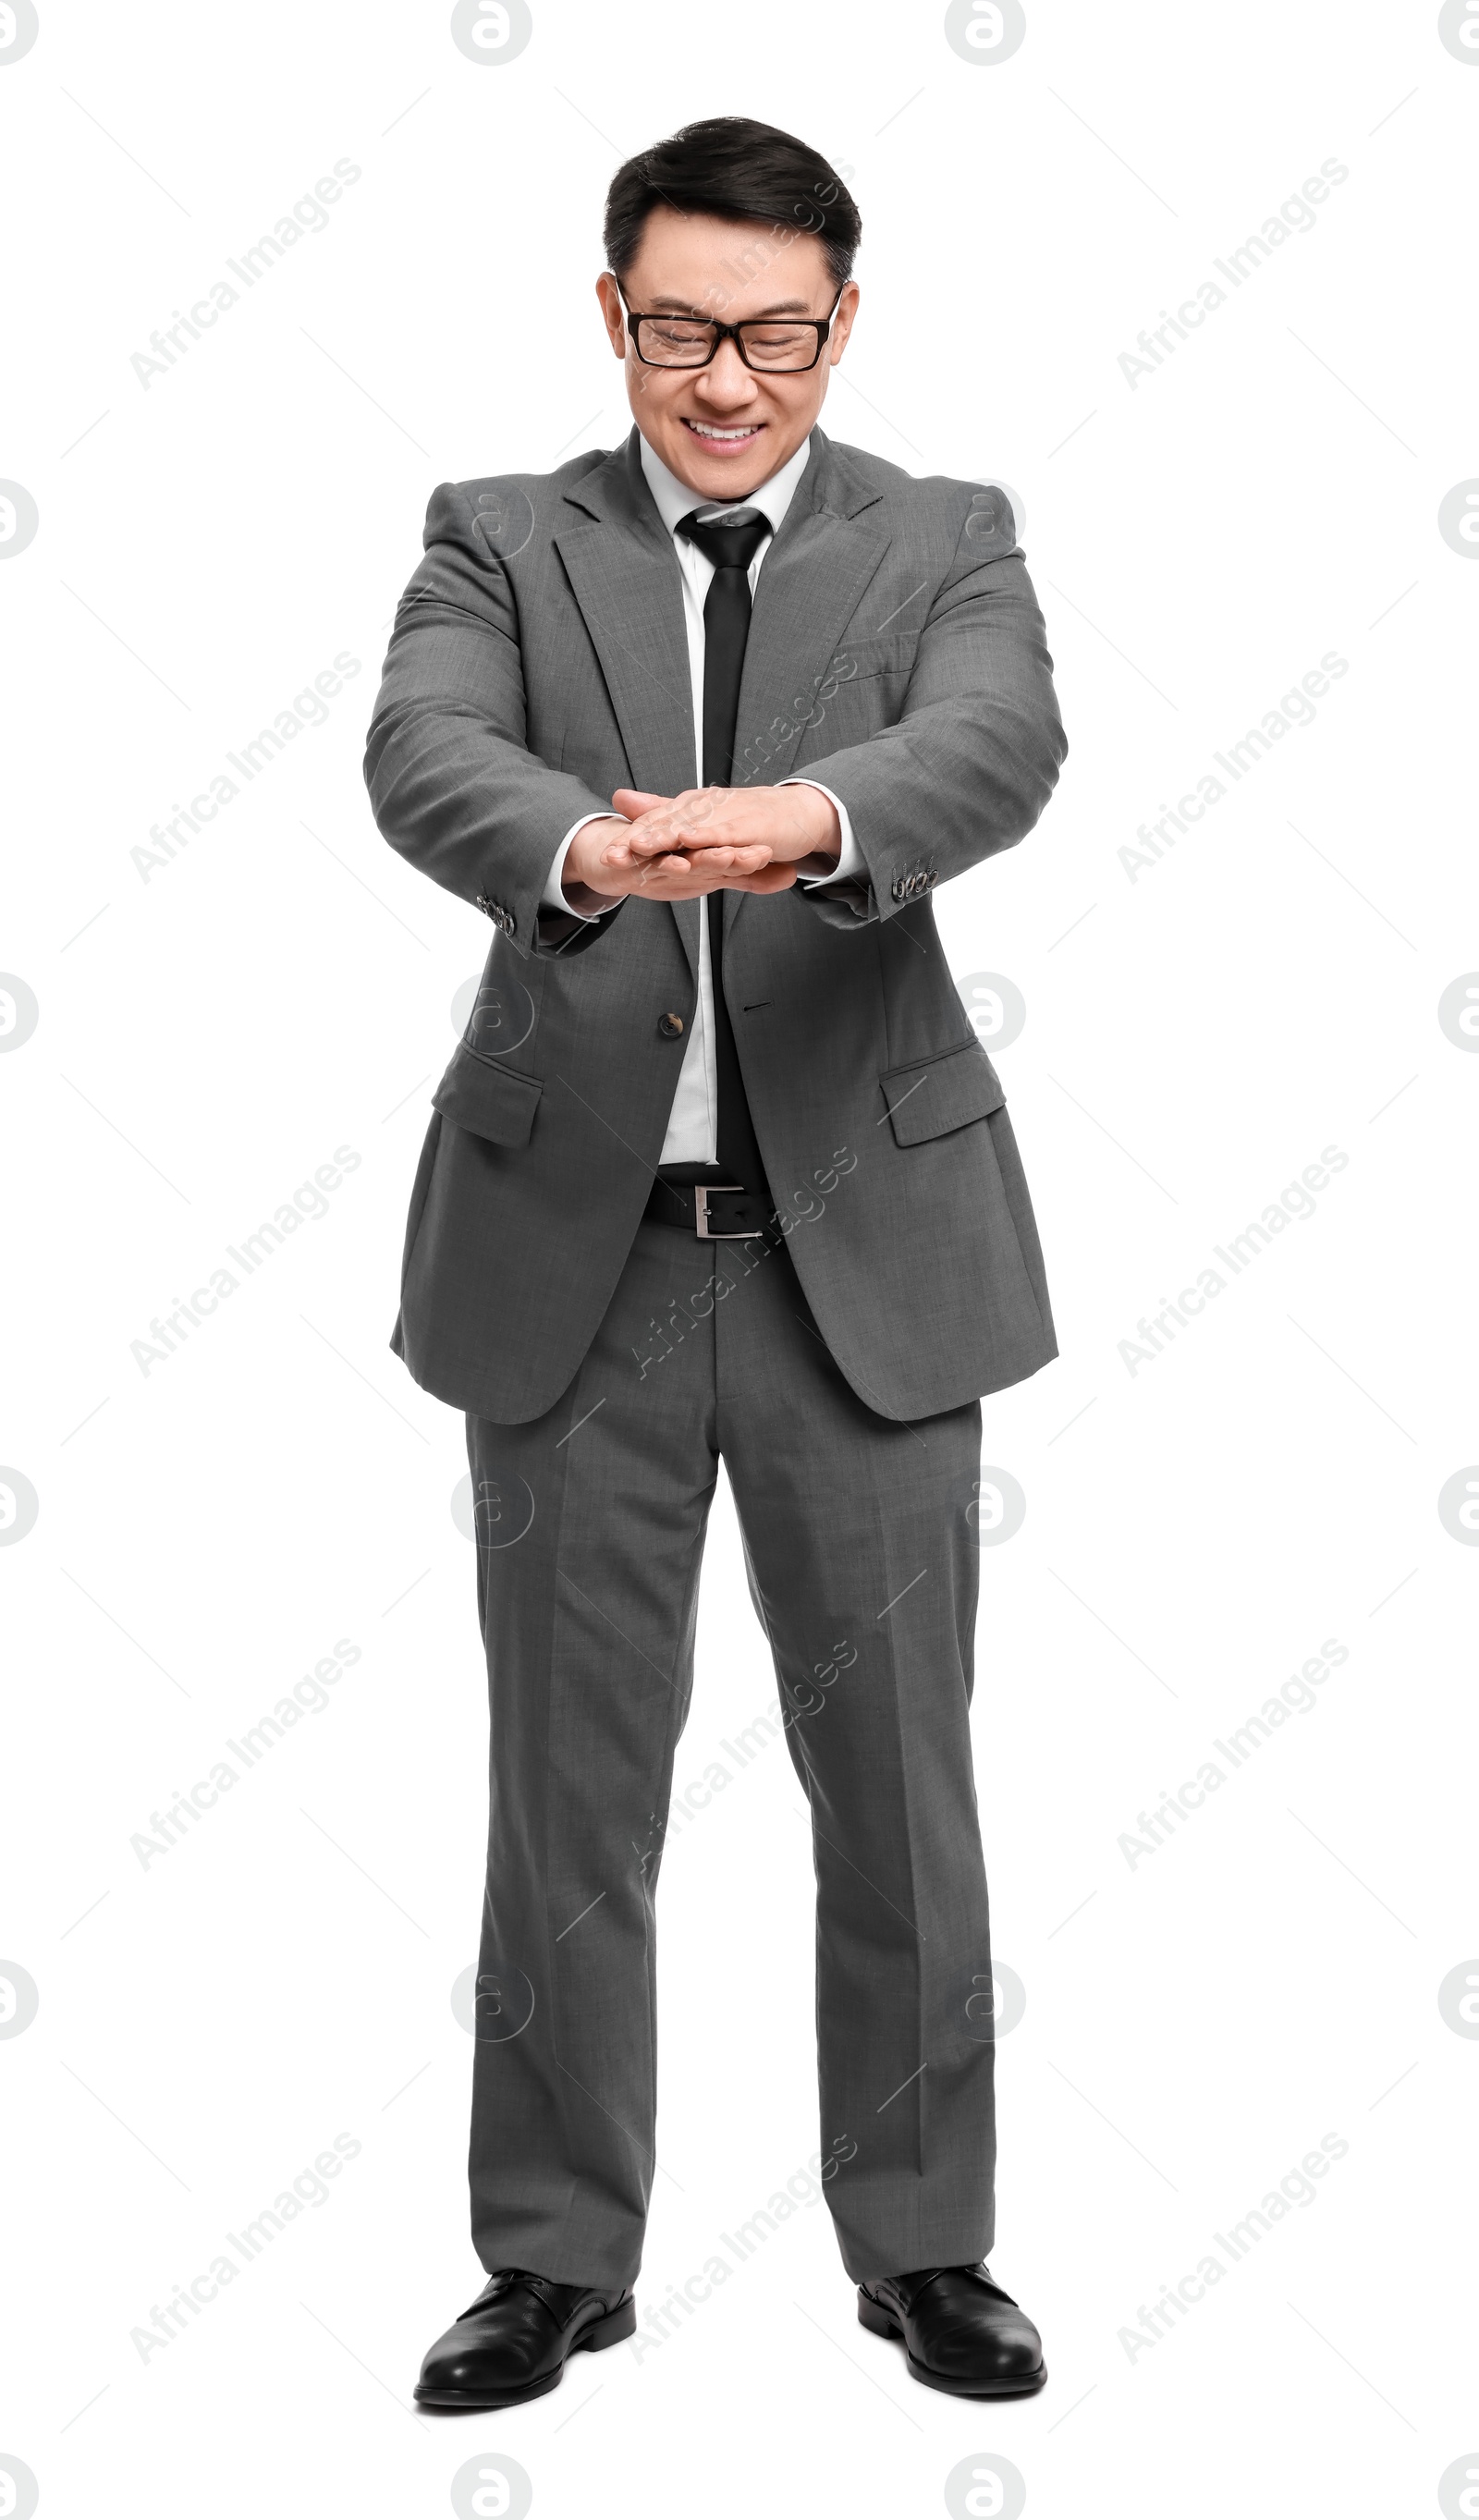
[603,116,861,290]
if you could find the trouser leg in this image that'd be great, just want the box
[465,1218,718,2291]
[711,1227,994,2283]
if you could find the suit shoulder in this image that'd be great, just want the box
[454,447,614,506]
[423,449,616,548]
[825,439,1008,532]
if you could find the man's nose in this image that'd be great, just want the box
[692,339,759,410]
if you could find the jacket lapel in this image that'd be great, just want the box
[726,430,892,939]
[553,434,697,802]
[733,430,891,789]
[554,434,701,983]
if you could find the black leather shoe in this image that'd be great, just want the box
[858,2263,1046,2396]
[415,2268,637,2409]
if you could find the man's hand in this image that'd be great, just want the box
[560,808,784,910]
[559,785,842,911]
[613,784,842,876]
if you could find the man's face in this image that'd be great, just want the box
[596,206,859,500]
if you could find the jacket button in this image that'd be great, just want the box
[658,1011,685,1039]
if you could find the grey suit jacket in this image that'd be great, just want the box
[364,426,1067,1425]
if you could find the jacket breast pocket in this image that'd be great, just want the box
[431,1039,542,1147]
[879,1036,1005,1145]
[824,631,918,689]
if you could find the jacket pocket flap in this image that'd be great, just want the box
[432,1041,542,1147]
[825,631,920,685]
[879,1037,1005,1146]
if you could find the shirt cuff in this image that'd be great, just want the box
[544,814,625,917]
[780,781,865,886]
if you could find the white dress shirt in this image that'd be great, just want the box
[540,431,865,1165]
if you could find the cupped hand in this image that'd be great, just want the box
[611,784,840,869]
[562,798,796,908]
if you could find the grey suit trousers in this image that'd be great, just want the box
[465,1210,996,2290]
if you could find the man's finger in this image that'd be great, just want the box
[600,833,763,870]
[630,855,702,886]
[623,815,747,857]
[734,865,799,894]
[610,787,671,817]
[630,844,775,879]
[627,843,783,896]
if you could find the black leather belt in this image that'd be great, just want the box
[643,1172,776,1240]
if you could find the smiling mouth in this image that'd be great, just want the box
[681,420,764,442]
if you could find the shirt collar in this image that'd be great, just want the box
[638,429,815,544]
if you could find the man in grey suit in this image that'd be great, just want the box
[364,116,1066,2408]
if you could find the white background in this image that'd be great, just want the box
[4,3,1477,2515]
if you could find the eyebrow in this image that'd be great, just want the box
[644,295,817,317]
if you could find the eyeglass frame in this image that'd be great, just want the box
[612,279,846,374]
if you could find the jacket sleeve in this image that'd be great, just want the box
[363,481,627,960]
[790,504,1068,933]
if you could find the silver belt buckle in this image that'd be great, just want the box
[695,1182,752,1239]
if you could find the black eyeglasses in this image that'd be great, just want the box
[615,282,843,373]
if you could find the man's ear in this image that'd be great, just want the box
[595,273,628,361]
[828,282,861,365]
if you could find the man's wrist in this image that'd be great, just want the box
[782,779,847,878]
[789,782,841,872]
[560,815,626,913]
[562,874,614,913]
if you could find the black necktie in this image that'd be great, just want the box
[674,508,773,1199]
